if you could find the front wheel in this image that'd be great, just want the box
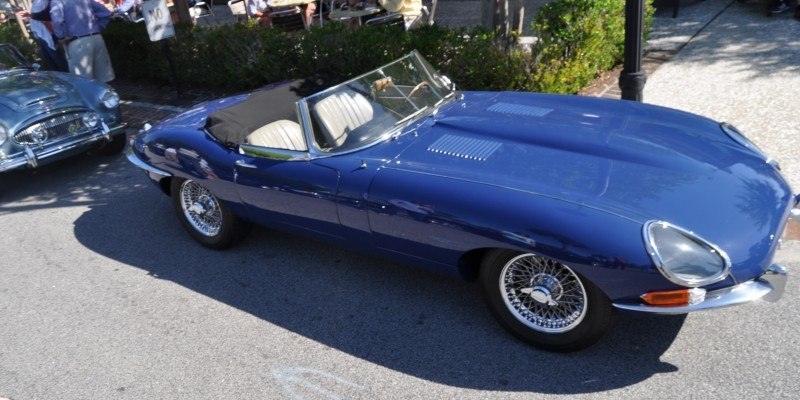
[94,133,127,155]
[480,250,614,352]
[171,178,247,249]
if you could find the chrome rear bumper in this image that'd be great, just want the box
[613,264,788,314]
[0,122,127,172]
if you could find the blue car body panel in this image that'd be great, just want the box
[132,89,794,303]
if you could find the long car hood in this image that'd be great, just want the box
[391,92,794,280]
[0,70,82,115]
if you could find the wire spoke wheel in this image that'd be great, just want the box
[499,253,588,333]
[179,180,223,237]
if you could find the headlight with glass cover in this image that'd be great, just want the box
[100,89,120,109]
[643,221,731,287]
[82,112,99,128]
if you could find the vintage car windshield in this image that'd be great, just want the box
[0,45,29,73]
[303,51,455,153]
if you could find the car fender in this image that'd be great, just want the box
[367,167,679,302]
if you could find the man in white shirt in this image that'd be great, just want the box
[18,0,69,71]
[378,0,422,28]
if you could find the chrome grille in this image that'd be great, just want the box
[13,112,89,145]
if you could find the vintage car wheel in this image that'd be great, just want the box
[95,134,127,156]
[481,250,614,352]
[171,178,245,249]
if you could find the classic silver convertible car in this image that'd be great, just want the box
[129,51,797,351]
[0,44,126,172]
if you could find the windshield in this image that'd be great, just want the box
[0,45,29,73]
[303,51,455,153]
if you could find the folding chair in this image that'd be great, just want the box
[270,6,306,31]
[228,0,250,23]
[190,0,216,26]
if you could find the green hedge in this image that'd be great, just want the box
[531,0,654,93]
[0,24,38,61]
[3,0,653,94]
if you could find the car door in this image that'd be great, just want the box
[233,143,343,241]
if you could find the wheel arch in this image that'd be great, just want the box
[159,176,172,196]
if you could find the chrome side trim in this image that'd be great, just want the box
[613,264,788,314]
[126,147,172,179]
[238,144,309,162]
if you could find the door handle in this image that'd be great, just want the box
[235,159,257,168]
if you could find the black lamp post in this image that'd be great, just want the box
[619,0,647,102]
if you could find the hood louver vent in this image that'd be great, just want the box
[487,102,553,118]
[427,134,501,161]
[24,94,60,107]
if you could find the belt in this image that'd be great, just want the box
[74,32,101,39]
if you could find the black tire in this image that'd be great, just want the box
[95,133,127,156]
[170,178,247,249]
[480,249,614,352]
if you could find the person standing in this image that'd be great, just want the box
[49,0,115,83]
[378,0,422,29]
[21,0,69,72]
[247,0,272,26]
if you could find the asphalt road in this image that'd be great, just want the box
[0,139,797,400]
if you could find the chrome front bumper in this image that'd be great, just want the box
[0,122,127,172]
[613,264,788,314]
[125,146,172,180]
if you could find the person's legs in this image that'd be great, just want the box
[91,35,115,83]
[65,37,94,78]
[303,3,317,28]
[35,38,60,72]
[256,14,271,27]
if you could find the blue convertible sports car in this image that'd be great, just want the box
[128,51,798,351]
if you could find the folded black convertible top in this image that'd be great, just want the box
[205,76,331,147]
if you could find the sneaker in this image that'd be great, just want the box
[768,0,791,14]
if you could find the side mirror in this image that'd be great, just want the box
[440,75,455,91]
[31,63,41,71]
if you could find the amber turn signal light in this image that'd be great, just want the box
[641,288,706,306]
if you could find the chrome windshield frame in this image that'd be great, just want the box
[296,50,455,159]
[0,44,32,74]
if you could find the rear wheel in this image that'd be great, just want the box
[480,250,614,352]
[171,178,246,249]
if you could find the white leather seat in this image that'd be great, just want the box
[245,120,307,151]
[312,90,375,148]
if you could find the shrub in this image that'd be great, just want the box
[531,0,655,93]
[0,24,38,61]
[4,0,654,95]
